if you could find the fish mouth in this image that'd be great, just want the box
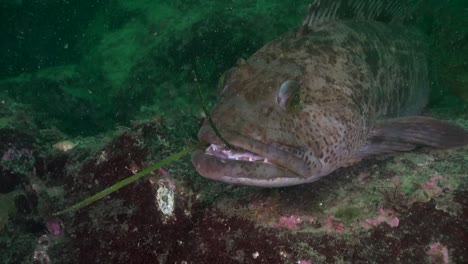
[191,125,314,187]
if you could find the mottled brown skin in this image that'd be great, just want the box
[192,20,430,187]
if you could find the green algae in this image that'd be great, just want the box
[335,207,361,224]
[0,192,19,231]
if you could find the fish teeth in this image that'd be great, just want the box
[206,144,268,162]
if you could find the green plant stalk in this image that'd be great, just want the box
[54,142,205,215]
[55,74,228,216]
[193,70,234,149]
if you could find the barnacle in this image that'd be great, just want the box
[156,180,175,221]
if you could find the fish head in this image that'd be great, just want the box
[192,52,325,187]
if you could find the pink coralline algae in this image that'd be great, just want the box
[427,242,449,264]
[363,208,399,228]
[46,218,64,236]
[325,216,345,233]
[418,175,448,201]
[421,175,446,193]
[276,215,304,230]
[158,167,170,177]
[422,182,439,190]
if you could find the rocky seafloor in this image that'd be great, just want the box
[0,102,467,263]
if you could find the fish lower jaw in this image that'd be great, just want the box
[191,149,311,187]
[205,144,272,164]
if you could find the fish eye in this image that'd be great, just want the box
[277,80,302,113]
[217,67,236,95]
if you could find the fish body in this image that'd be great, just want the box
[192,2,468,187]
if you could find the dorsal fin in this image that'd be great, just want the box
[297,0,423,37]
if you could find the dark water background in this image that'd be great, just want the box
[0,0,466,136]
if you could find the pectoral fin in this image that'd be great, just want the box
[356,116,468,159]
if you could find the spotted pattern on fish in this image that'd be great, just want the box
[192,11,467,187]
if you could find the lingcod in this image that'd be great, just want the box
[192,0,468,187]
